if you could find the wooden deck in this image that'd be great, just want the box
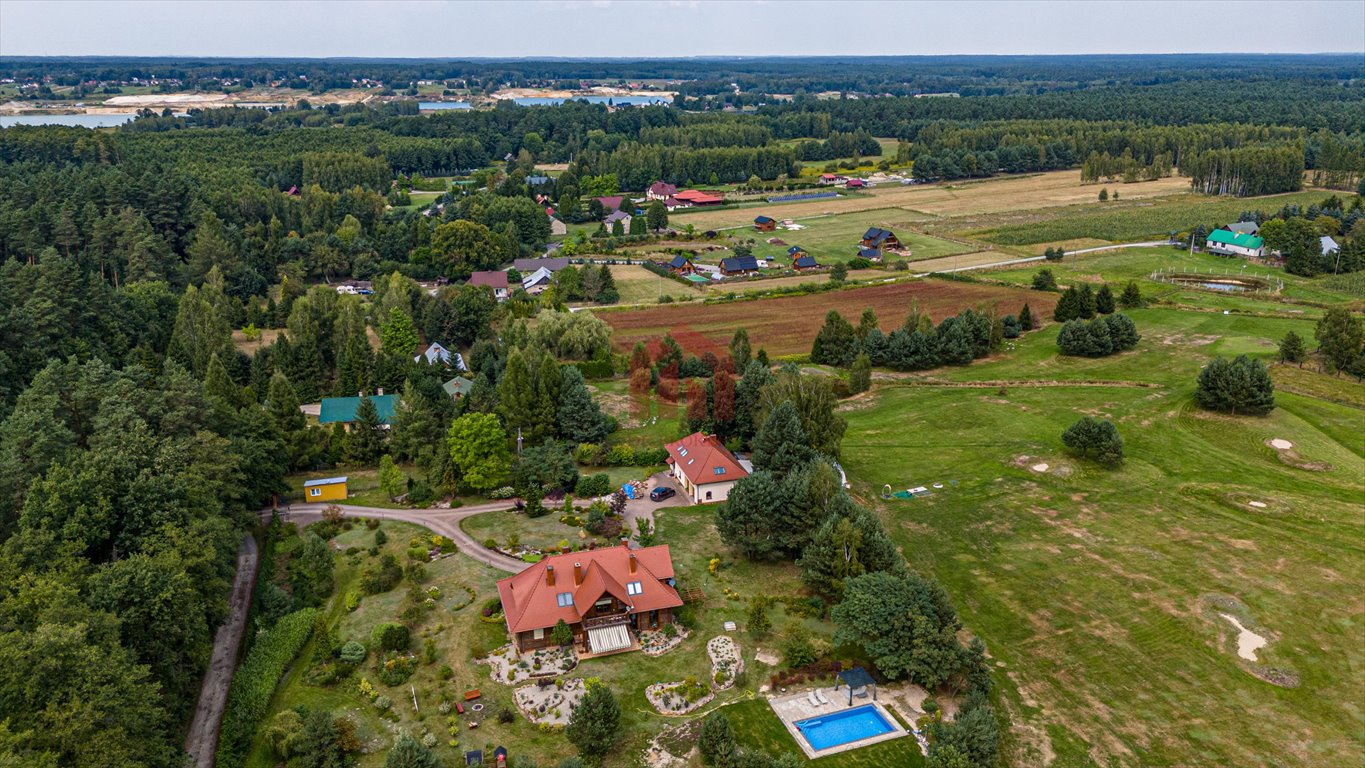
[678,586,706,603]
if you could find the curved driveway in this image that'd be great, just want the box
[279,502,531,572]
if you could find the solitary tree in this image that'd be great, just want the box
[646,200,668,231]
[1278,331,1307,364]
[1315,308,1364,373]
[447,412,512,492]
[565,682,620,759]
[378,455,405,500]
[848,353,872,394]
[746,596,771,635]
[1118,281,1143,309]
[1196,356,1276,416]
[1098,187,1109,201]
[1061,416,1125,467]
[1018,303,1035,330]
[384,732,441,768]
[1031,269,1057,291]
[829,263,849,283]
[698,712,740,768]
[729,328,752,371]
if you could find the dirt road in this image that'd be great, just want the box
[184,534,259,768]
[277,502,536,572]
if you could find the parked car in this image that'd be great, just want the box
[649,486,676,502]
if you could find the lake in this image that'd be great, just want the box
[418,101,472,110]
[0,113,137,128]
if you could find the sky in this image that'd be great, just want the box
[1,0,1362,58]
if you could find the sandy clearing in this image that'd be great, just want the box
[1031,463,1050,473]
[1219,613,1268,661]
[1269,438,1294,450]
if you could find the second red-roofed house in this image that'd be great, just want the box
[664,432,750,504]
[496,544,683,655]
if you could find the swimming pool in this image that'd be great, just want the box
[794,704,896,751]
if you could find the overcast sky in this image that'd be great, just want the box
[1,0,1362,58]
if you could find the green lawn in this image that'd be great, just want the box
[725,699,925,767]
[838,298,1365,766]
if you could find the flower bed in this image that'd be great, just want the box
[707,635,744,690]
[514,677,584,725]
[477,644,578,685]
[646,678,715,716]
[640,626,690,657]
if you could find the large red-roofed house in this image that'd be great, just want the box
[664,432,749,504]
[497,544,682,655]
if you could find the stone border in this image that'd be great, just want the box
[514,677,584,725]
[640,626,690,657]
[707,635,744,689]
[476,644,578,685]
[646,681,714,715]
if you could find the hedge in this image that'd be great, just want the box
[216,608,319,768]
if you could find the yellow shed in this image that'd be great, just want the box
[303,476,348,502]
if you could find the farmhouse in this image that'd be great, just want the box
[1227,220,1260,236]
[496,544,683,655]
[303,476,347,502]
[468,270,510,300]
[857,247,883,262]
[514,256,571,273]
[667,254,694,274]
[819,173,847,186]
[521,266,555,294]
[793,254,821,270]
[861,227,900,253]
[1205,229,1265,258]
[720,254,760,276]
[646,181,678,201]
[787,245,807,259]
[664,432,750,503]
[319,394,399,427]
[673,189,725,206]
[754,215,777,232]
[604,210,632,230]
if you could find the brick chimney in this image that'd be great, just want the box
[574,562,583,585]
[629,553,637,574]
[545,564,555,586]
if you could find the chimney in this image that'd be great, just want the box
[545,565,555,587]
[629,553,637,574]
[574,562,583,585]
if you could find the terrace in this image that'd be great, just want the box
[767,682,908,759]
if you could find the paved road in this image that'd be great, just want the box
[184,534,259,768]
[276,502,532,572]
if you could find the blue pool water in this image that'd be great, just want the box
[795,704,895,751]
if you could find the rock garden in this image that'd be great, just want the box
[513,677,584,725]
[477,644,578,685]
[646,635,743,714]
[639,624,689,656]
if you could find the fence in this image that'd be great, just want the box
[1148,265,1284,294]
[767,191,840,204]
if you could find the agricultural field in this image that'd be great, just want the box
[838,299,1365,766]
[953,189,1330,247]
[601,279,1055,357]
[669,170,1191,230]
[602,264,701,304]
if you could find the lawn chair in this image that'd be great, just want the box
[494,746,508,767]
[807,691,822,707]
[464,750,483,766]
[815,689,831,706]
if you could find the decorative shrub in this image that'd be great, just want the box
[372,622,410,652]
[339,641,367,665]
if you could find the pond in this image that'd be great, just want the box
[0,113,136,128]
[418,101,472,110]
[509,95,672,106]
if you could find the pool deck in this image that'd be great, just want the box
[767,686,909,759]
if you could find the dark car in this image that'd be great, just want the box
[649,486,676,502]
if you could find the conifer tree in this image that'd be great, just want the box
[729,328,752,371]
[558,366,609,444]
[1118,281,1143,309]
[347,394,386,463]
[566,682,621,759]
[1018,303,1034,330]
[752,401,816,474]
[1278,331,1306,364]
[1095,284,1116,314]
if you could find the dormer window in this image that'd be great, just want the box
[626,581,643,596]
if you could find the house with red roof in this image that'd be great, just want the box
[664,432,750,504]
[468,270,510,301]
[496,544,683,655]
[646,181,678,201]
[672,189,725,206]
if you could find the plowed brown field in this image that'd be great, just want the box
[601,280,1057,356]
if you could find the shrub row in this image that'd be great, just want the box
[216,608,319,768]
[574,443,669,467]
[1056,314,1140,357]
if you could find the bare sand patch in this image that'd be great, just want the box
[1219,613,1268,661]
[1031,463,1050,473]
[1268,438,1294,450]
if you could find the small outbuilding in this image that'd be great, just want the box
[303,476,348,502]
[754,215,777,232]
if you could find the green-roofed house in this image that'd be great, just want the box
[1205,228,1264,258]
[443,376,474,402]
[319,394,400,428]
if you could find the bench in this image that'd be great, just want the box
[464,689,482,701]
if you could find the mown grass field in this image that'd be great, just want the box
[604,263,700,304]
[838,302,1365,767]
[602,279,1055,357]
[721,208,973,267]
[954,189,1329,247]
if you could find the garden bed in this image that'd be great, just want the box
[708,635,744,690]
[640,626,690,657]
[514,677,584,725]
[646,679,715,716]
[477,644,578,685]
